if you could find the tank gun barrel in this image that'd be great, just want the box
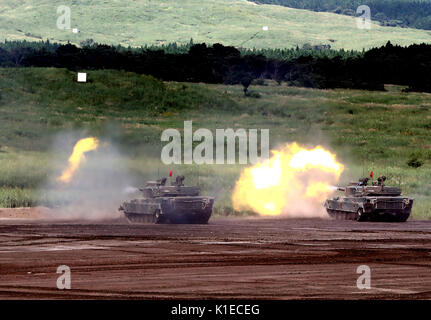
[337,187,346,192]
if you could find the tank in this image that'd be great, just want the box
[119,175,214,224]
[324,176,414,222]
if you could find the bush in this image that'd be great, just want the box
[252,79,266,86]
[246,91,261,98]
[407,153,423,168]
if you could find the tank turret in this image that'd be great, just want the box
[324,176,413,222]
[119,175,214,224]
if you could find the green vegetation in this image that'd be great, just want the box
[250,0,431,30]
[1,68,431,219]
[1,0,430,50]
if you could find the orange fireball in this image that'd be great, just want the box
[232,143,344,217]
[57,137,99,183]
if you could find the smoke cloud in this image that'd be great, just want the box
[40,132,137,221]
[232,143,344,218]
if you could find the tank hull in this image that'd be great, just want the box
[120,196,214,224]
[324,197,413,222]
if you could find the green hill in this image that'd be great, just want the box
[249,0,431,30]
[1,0,430,50]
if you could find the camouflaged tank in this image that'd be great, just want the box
[119,175,214,224]
[324,176,413,222]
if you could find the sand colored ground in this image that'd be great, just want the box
[0,207,50,220]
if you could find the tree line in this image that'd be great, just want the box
[0,40,430,92]
[250,0,431,30]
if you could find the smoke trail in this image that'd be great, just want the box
[41,132,136,221]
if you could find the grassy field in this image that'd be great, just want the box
[1,0,431,50]
[1,67,431,218]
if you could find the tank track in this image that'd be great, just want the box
[125,212,157,224]
[326,209,410,222]
[124,211,212,224]
[157,211,212,224]
[188,210,212,224]
[326,209,361,221]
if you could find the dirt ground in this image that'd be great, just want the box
[0,208,430,299]
[0,207,49,220]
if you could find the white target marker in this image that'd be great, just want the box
[77,73,87,83]
[262,26,269,31]
[72,28,79,34]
